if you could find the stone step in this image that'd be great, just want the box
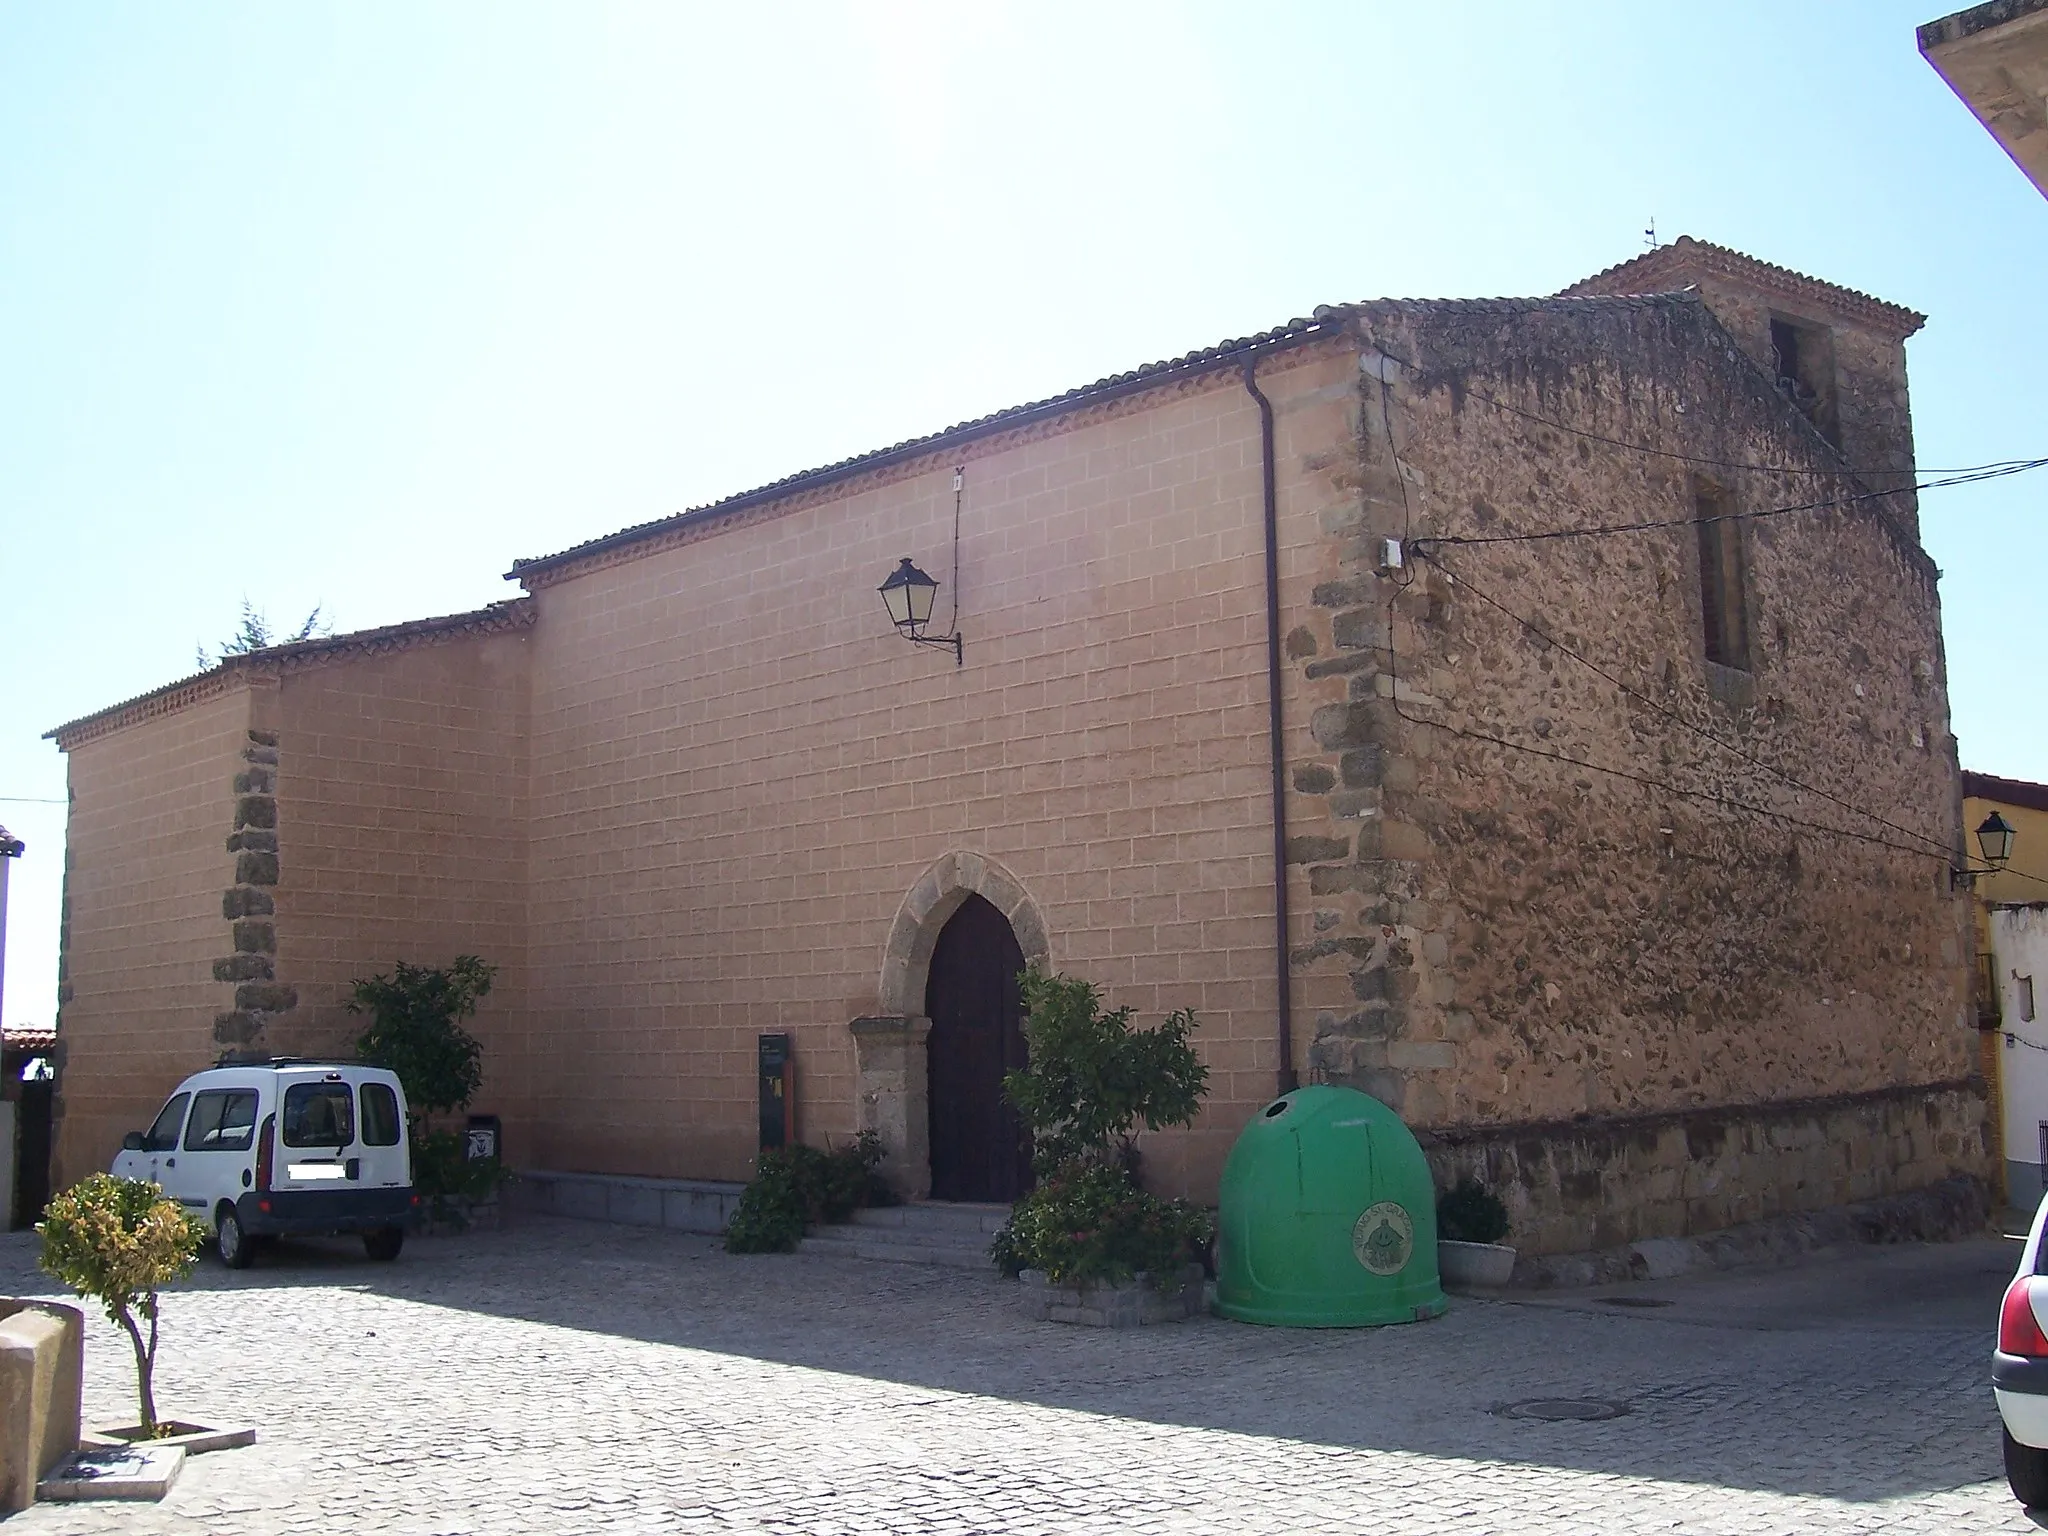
[847,1201,1012,1236]
[797,1225,995,1270]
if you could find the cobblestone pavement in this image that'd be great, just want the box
[0,1217,2031,1534]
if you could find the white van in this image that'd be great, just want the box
[111,1060,417,1267]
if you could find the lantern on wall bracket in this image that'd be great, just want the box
[1952,811,2018,891]
[878,558,962,665]
[876,466,967,667]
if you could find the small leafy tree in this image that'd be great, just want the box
[993,969,1213,1287]
[349,955,497,1218]
[1003,968,1209,1173]
[195,598,332,670]
[39,1175,204,1436]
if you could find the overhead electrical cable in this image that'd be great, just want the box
[1456,383,2043,479]
[1376,591,1983,868]
[1409,545,1957,861]
[1410,458,2048,552]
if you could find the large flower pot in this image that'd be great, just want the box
[1437,1239,1517,1289]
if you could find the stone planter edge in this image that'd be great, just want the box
[1437,1238,1518,1289]
[82,1422,256,1455]
[1018,1263,1206,1327]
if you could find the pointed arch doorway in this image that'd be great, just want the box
[925,894,1034,1203]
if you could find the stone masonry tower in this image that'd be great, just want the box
[1563,236,1928,538]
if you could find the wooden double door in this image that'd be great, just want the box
[925,895,1034,1203]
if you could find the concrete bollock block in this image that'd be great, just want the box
[0,1300,85,1512]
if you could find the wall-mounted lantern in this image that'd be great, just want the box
[1954,810,2018,890]
[877,558,960,665]
[877,469,966,666]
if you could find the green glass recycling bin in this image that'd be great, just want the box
[1214,1085,1448,1327]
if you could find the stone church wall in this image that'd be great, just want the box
[45,273,1991,1251]
[50,685,256,1186]
[517,346,1359,1195]
[264,627,536,1127]
[1274,296,1986,1252]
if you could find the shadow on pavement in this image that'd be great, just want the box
[0,1215,2016,1507]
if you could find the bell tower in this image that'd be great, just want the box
[1562,236,1928,538]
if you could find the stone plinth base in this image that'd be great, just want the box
[510,1170,745,1234]
[0,1300,83,1512]
[1420,1079,1991,1258]
[1018,1264,1206,1327]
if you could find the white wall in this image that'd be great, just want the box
[1992,905,2048,1211]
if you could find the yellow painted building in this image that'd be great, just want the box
[1965,771,2048,1205]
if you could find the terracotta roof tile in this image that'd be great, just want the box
[47,600,536,751]
[1560,236,1925,337]
[1964,770,2048,813]
[508,291,1699,587]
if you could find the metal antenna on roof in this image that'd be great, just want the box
[1644,218,1658,251]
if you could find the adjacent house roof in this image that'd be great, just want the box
[1559,236,1926,338]
[2,1026,57,1054]
[46,599,536,751]
[1964,770,2048,813]
[1920,0,2048,201]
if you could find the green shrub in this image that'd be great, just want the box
[349,955,494,1118]
[724,1133,892,1254]
[1436,1178,1510,1244]
[39,1174,205,1436]
[1004,968,1208,1173]
[991,1163,1213,1288]
[411,1130,509,1228]
[350,955,506,1224]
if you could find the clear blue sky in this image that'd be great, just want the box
[4,2,2044,1032]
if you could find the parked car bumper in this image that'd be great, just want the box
[235,1187,415,1236]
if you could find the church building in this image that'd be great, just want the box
[47,239,1989,1258]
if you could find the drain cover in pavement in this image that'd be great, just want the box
[1494,1398,1630,1422]
[1601,1296,1675,1308]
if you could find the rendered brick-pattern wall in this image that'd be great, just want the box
[270,630,534,1127]
[52,686,252,1187]
[522,349,1357,1196]
[1275,295,1985,1243]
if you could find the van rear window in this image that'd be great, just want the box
[359,1083,401,1147]
[282,1084,355,1148]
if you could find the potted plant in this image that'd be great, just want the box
[991,969,1214,1327]
[995,1162,1212,1325]
[38,1174,252,1451]
[1435,1178,1516,1288]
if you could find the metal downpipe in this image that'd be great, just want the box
[1241,359,1298,1097]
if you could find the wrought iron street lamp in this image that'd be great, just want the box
[878,557,961,666]
[1954,810,2018,890]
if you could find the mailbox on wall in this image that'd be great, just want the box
[758,1033,794,1150]
[465,1114,501,1164]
